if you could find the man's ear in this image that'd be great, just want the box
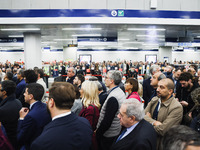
[2,90,6,96]
[29,94,34,100]
[49,98,55,108]
[130,115,136,123]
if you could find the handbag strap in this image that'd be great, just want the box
[89,104,96,130]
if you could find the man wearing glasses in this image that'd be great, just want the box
[0,80,22,149]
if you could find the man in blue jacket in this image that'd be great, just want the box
[17,83,51,150]
[30,82,92,150]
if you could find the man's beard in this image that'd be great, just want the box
[185,84,190,90]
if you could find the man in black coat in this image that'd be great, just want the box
[30,82,92,150]
[0,80,22,149]
[66,67,76,84]
[111,99,157,150]
[143,65,160,107]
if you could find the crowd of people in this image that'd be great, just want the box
[0,59,200,150]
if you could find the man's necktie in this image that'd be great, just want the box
[152,101,160,120]
[116,128,127,143]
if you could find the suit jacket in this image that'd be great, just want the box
[111,119,157,150]
[16,79,26,99]
[17,101,51,150]
[142,77,154,107]
[67,75,75,84]
[30,113,93,150]
[0,94,22,148]
[144,96,183,136]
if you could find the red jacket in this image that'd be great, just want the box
[126,92,141,102]
[79,105,100,131]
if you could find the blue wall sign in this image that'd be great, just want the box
[0,9,199,19]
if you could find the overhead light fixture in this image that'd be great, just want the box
[8,35,24,37]
[143,43,159,46]
[118,39,130,41]
[54,39,76,41]
[41,42,57,44]
[123,42,144,44]
[62,28,102,30]
[127,28,165,31]
[72,34,101,37]
[137,35,165,38]
[1,28,40,31]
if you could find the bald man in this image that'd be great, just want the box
[144,78,183,149]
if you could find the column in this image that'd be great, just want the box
[24,33,42,69]
[63,46,77,61]
[158,46,172,63]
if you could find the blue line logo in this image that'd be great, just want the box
[111,10,117,17]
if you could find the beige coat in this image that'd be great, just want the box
[144,96,183,136]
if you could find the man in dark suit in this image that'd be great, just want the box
[111,99,157,150]
[143,65,160,107]
[30,82,92,150]
[17,83,51,150]
[0,80,22,149]
[66,67,76,84]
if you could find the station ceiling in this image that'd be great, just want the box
[0,24,200,50]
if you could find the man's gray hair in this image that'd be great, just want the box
[70,67,76,74]
[18,69,24,77]
[150,65,160,75]
[158,73,166,81]
[122,98,144,121]
[107,70,122,85]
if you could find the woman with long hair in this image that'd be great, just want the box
[79,80,100,150]
[125,78,141,102]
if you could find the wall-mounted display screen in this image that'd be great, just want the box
[145,54,157,63]
[79,54,92,64]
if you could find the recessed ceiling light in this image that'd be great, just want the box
[72,34,101,37]
[143,43,159,46]
[137,35,165,38]
[118,39,130,41]
[127,28,165,31]
[62,28,102,30]
[54,39,76,41]
[123,42,144,44]
[8,35,24,38]
[41,42,57,44]
[1,28,40,31]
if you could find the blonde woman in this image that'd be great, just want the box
[79,80,100,150]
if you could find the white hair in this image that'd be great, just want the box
[122,98,144,121]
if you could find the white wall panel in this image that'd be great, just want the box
[50,0,69,9]
[181,0,199,11]
[157,0,163,10]
[126,0,145,10]
[0,50,200,65]
[0,52,24,64]
[30,0,50,9]
[77,51,158,62]
[162,0,181,10]
[107,0,125,9]
[69,0,106,9]
[172,51,200,62]
[0,0,12,9]
[144,0,151,10]
[42,51,63,62]
[12,0,31,9]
